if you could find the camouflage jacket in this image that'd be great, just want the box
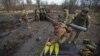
[72,14,89,28]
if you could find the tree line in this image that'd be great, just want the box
[0,0,100,12]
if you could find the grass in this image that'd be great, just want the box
[0,10,34,15]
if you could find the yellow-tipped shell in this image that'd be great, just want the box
[55,43,59,56]
[44,42,51,55]
[49,44,54,56]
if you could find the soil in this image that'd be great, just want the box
[0,13,100,56]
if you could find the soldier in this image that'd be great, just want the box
[34,9,40,21]
[54,23,73,44]
[39,6,47,20]
[63,9,69,24]
[35,6,48,21]
[46,13,74,44]
[20,10,29,28]
[68,8,90,44]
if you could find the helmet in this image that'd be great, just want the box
[82,7,90,13]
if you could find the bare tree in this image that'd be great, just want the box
[2,0,11,12]
[81,0,100,11]
[20,0,25,10]
[92,0,100,11]
[1,0,20,12]
[26,0,32,10]
[36,0,40,8]
[27,0,32,5]
[61,0,69,9]
[69,0,77,13]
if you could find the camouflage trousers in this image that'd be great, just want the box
[67,30,81,44]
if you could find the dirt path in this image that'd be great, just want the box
[13,37,35,56]
[12,21,54,56]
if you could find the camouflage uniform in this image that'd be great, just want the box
[63,9,69,24]
[20,10,29,27]
[55,23,72,44]
[69,8,90,44]
[35,6,49,21]
[72,14,89,28]
[39,7,47,20]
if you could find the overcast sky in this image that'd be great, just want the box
[24,0,69,5]
[24,0,81,5]
[39,0,66,5]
